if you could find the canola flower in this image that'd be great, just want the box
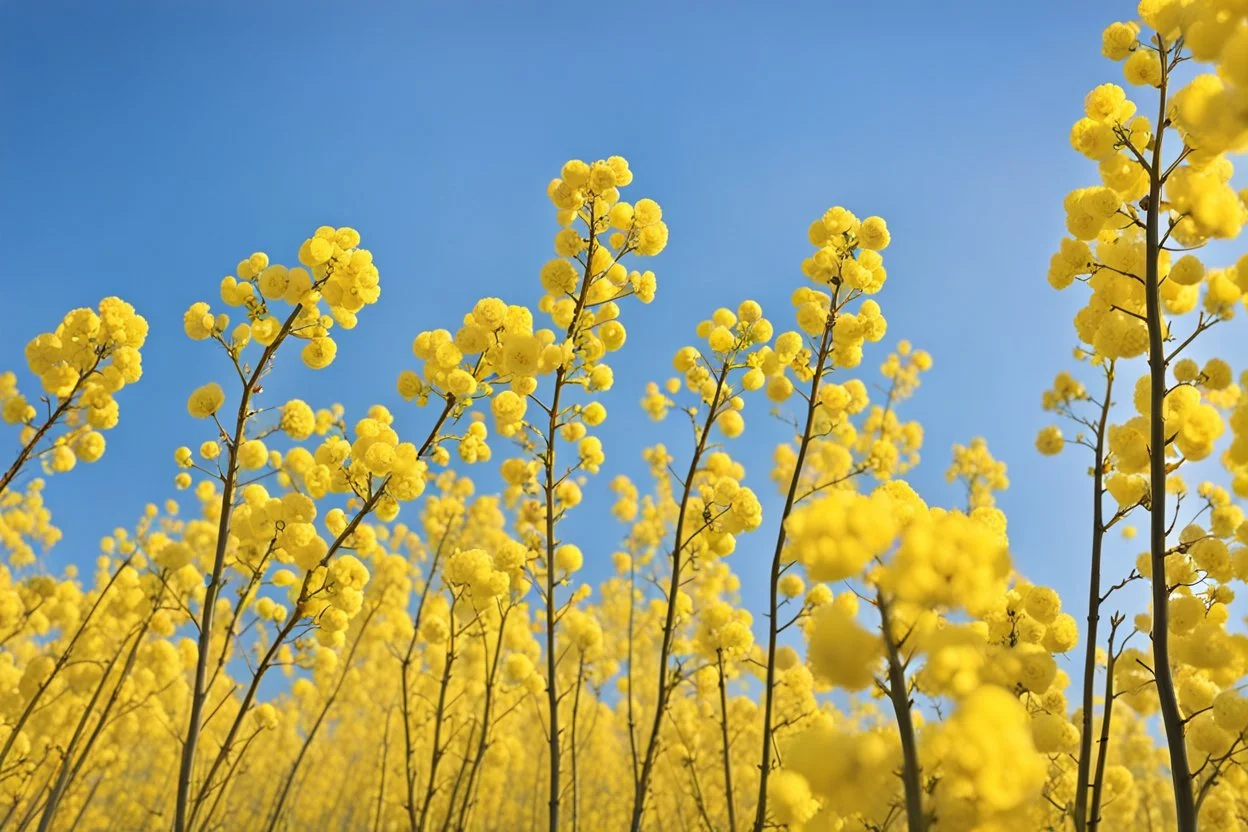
[0,2,1246,830]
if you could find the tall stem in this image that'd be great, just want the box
[402,514,457,832]
[1089,617,1123,832]
[878,592,923,832]
[175,304,303,832]
[1142,37,1195,832]
[417,594,459,832]
[753,290,839,830]
[374,708,393,832]
[1074,363,1114,831]
[454,606,511,831]
[570,654,586,832]
[716,650,737,832]
[541,205,599,832]
[265,604,379,831]
[630,360,730,831]
[188,488,385,827]
[36,608,154,832]
[0,555,136,769]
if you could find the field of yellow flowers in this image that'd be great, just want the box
[2,3,1248,831]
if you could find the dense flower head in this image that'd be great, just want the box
[3,298,147,475]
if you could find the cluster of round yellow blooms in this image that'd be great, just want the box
[2,298,146,477]
[1119,2,1248,156]
[777,719,903,825]
[304,553,371,647]
[0,479,61,568]
[946,436,1010,509]
[1036,369,1093,455]
[443,547,511,602]
[185,226,379,373]
[1055,68,1247,355]
[783,489,897,582]
[924,686,1048,826]
[881,507,1012,615]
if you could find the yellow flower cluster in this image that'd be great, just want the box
[185,226,379,373]
[2,298,146,479]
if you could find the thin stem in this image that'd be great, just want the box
[753,289,840,831]
[453,605,511,831]
[265,604,380,831]
[374,708,394,832]
[541,204,599,832]
[0,555,137,769]
[0,355,102,495]
[570,653,586,832]
[716,650,737,832]
[878,592,924,832]
[34,611,152,832]
[176,302,304,832]
[1088,616,1123,832]
[189,487,387,826]
[1142,36,1196,832]
[1074,361,1115,832]
[631,358,731,831]
[417,594,460,832]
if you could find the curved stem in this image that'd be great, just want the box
[878,592,923,832]
[753,291,840,831]
[716,650,737,832]
[1089,617,1123,832]
[416,594,459,832]
[1142,36,1196,832]
[631,359,730,831]
[265,604,380,831]
[540,205,599,832]
[1074,362,1115,831]
[0,355,101,496]
[176,303,304,832]
[189,487,386,827]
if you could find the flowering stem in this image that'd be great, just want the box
[35,615,147,832]
[570,653,586,832]
[188,486,385,828]
[417,592,460,832]
[878,591,924,832]
[0,355,101,496]
[374,709,394,832]
[1088,615,1124,832]
[452,604,511,831]
[716,649,737,832]
[41,595,162,823]
[175,303,304,832]
[540,205,598,832]
[1074,362,1115,832]
[197,727,263,831]
[626,556,640,785]
[1143,36,1196,832]
[753,290,839,831]
[0,554,136,770]
[264,603,380,831]
[630,359,730,832]
[398,518,457,832]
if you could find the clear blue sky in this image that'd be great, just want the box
[2,1,1239,654]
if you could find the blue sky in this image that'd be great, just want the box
[1,1,1241,661]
